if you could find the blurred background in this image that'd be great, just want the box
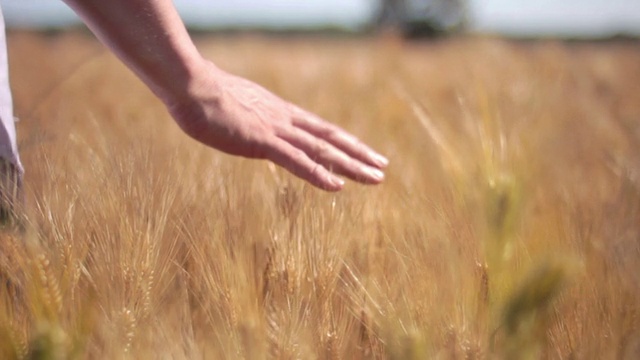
[1,0,640,38]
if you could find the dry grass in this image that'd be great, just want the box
[0,31,639,359]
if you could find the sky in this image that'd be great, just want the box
[1,0,640,37]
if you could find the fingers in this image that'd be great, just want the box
[265,139,345,192]
[292,109,389,170]
[277,127,384,185]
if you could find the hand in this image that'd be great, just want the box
[166,62,388,191]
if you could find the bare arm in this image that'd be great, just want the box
[62,0,388,191]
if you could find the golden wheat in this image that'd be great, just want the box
[0,31,637,359]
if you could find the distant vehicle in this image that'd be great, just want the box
[374,0,468,37]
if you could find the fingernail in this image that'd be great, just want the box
[373,154,389,168]
[331,176,345,188]
[366,167,385,182]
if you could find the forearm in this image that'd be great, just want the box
[62,0,208,103]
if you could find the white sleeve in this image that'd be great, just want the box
[0,5,22,173]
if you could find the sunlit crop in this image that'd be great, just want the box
[0,32,638,359]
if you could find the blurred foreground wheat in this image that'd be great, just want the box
[0,32,638,359]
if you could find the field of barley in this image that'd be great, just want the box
[0,31,638,359]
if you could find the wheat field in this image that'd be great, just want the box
[0,31,638,359]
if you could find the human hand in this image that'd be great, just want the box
[166,62,388,191]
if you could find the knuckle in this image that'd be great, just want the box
[289,148,308,163]
[323,126,338,138]
[310,163,320,176]
[314,140,330,156]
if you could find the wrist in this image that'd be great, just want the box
[161,60,226,124]
[151,53,211,104]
